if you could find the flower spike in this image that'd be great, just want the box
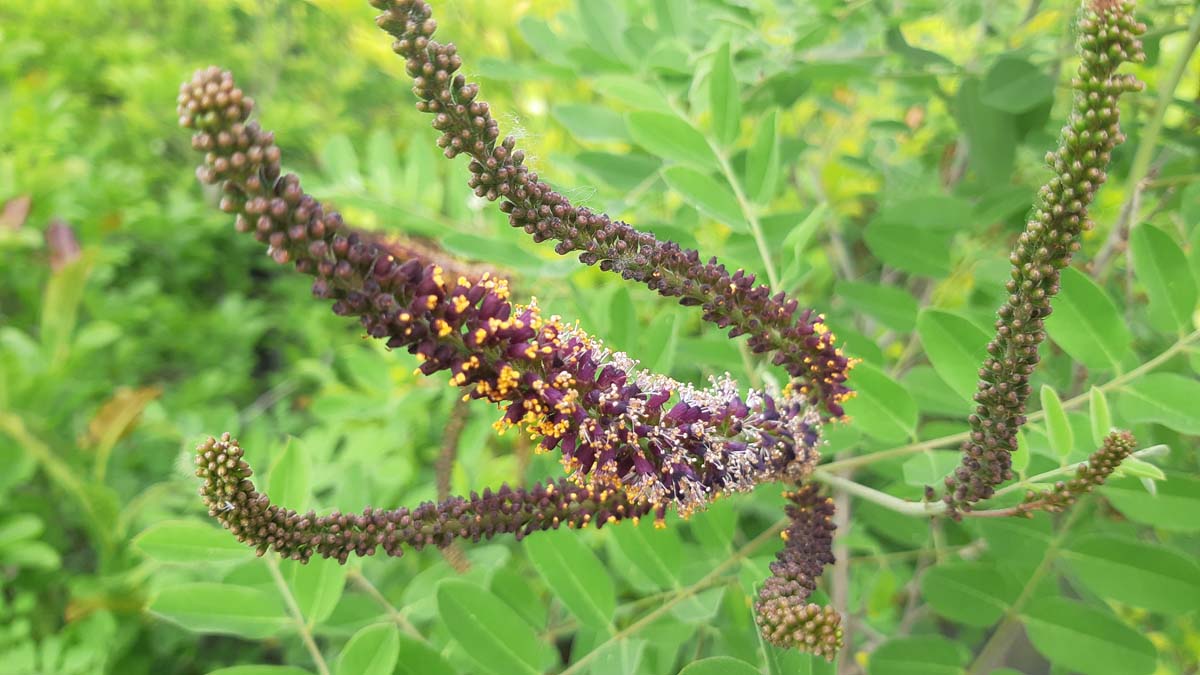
[943,0,1145,515]
[367,0,854,417]
[177,66,824,516]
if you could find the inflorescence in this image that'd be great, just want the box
[367,0,855,418]
[1013,429,1137,516]
[178,67,824,517]
[755,485,842,658]
[195,434,654,563]
[172,0,1149,662]
[942,0,1144,515]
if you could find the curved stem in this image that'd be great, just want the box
[823,330,1198,473]
[814,443,1163,519]
[559,518,788,675]
[266,558,331,675]
[348,570,425,640]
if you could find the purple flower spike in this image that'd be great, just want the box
[177,66,824,516]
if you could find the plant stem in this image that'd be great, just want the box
[966,507,1084,674]
[559,517,788,675]
[715,148,781,289]
[822,330,1199,473]
[266,558,331,675]
[1093,8,1200,276]
[815,443,1165,519]
[348,570,425,640]
[0,413,115,553]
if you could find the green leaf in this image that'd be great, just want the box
[1118,456,1165,481]
[980,57,1054,113]
[1039,386,1073,460]
[0,540,60,570]
[1130,223,1196,333]
[1088,386,1111,447]
[436,580,552,675]
[576,0,630,63]
[286,557,347,625]
[552,104,629,143]
[610,516,682,591]
[206,662,312,667]
[1044,268,1131,370]
[571,151,661,191]
[863,219,953,277]
[268,438,311,511]
[1118,373,1200,434]
[585,637,646,675]
[336,623,400,675]
[1101,474,1200,532]
[901,452,961,488]
[591,75,672,112]
[517,16,567,64]
[765,643,818,675]
[1022,596,1156,675]
[745,109,780,204]
[709,42,741,146]
[608,286,637,350]
[661,166,746,232]
[916,309,989,401]
[522,528,615,632]
[779,205,827,289]
[0,515,42,547]
[688,497,735,554]
[40,254,94,367]
[868,636,966,675]
[1062,535,1200,614]
[395,633,456,675]
[955,77,1016,184]
[366,128,400,199]
[920,561,1016,627]
[842,361,917,443]
[1011,428,1031,475]
[837,282,918,333]
[320,134,363,189]
[626,111,718,170]
[149,583,289,639]
[134,519,251,564]
[679,656,761,675]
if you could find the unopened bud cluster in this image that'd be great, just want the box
[1015,430,1136,515]
[368,0,854,418]
[943,0,1144,515]
[755,485,842,660]
[195,434,654,563]
[178,67,824,517]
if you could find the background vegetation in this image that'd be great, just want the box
[1,0,1198,673]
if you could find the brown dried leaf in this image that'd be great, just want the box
[1,195,32,231]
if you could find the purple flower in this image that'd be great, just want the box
[178,67,824,516]
[368,0,854,418]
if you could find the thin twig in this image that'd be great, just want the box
[813,442,1166,519]
[348,569,425,640]
[266,558,331,675]
[965,507,1085,674]
[435,398,472,573]
[559,518,789,675]
[822,330,1199,473]
[832,472,852,675]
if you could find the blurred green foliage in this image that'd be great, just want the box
[1,0,1198,674]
